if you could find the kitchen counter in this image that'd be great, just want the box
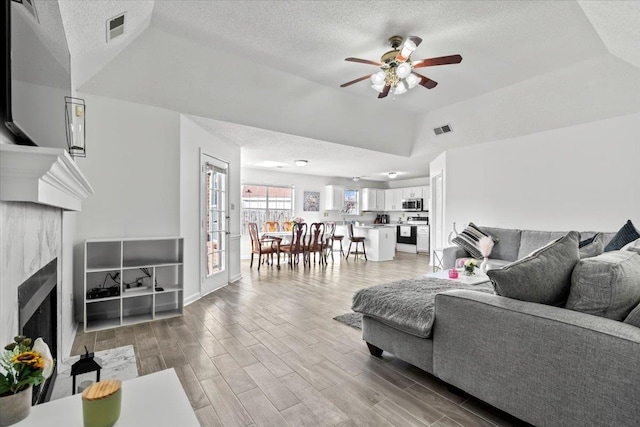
[336,225,395,261]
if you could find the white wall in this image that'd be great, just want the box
[413,54,640,167]
[439,112,640,234]
[73,93,181,319]
[180,116,242,301]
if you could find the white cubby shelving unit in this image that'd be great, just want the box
[84,237,184,332]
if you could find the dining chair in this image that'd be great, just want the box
[346,223,367,260]
[248,222,279,270]
[264,221,278,232]
[323,222,336,263]
[283,221,293,232]
[280,222,307,267]
[305,222,326,266]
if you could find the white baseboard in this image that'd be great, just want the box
[229,274,242,283]
[183,292,201,306]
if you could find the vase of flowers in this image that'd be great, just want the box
[463,259,479,276]
[0,336,54,426]
[290,217,305,227]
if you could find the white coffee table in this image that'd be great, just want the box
[15,368,199,426]
[426,269,491,286]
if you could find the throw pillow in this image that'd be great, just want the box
[604,220,640,252]
[578,233,604,259]
[624,303,640,328]
[566,251,640,321]
[487,231,579,306]
[452,222,498,259]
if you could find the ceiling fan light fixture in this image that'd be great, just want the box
[371,71,386,85]
[393,82,408,95]
[371,83,385,93]
[405,73,420,89]
[294,160,308,167]
[396,62,412,79]
[399,39,417,59]
[388,172,397,179]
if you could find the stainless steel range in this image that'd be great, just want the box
[407,216,430,254]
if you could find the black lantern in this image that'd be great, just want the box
[64,96,86,158]
[70,346,102,394]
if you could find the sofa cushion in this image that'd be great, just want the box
[604,220,640,252]
[624,303,640,328]
[579,233,604,259]
[488,231,579,306]
[478,226,522,262]
[452,223,498,259]
[517,230,569,259]
[566,251,640,321]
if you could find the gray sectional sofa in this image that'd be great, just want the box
[357,226,640,427]
[443,226,616,270]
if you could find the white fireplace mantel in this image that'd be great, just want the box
[0,144,94,211]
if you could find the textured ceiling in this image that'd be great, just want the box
[187,115,429,181]
[578,1,640,70]
[57,1,640,180]
[151,0,606,113]
[59,0,154,87]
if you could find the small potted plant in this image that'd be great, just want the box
[0,336,54,426]
[463,259,479,276]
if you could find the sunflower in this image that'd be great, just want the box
[12,351,44,369]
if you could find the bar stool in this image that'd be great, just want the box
[346,224,367,261]
[332,234,345,258]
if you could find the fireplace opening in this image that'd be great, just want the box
[18,258,58,404]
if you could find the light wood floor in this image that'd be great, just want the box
[72,252,528,427]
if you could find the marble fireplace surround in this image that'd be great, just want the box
[0,144,93,362]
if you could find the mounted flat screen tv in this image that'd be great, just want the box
[3,0,71,147]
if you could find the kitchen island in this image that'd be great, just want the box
[336,225,396,261]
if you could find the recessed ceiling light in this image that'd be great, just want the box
[352,177,360,182]
[294,160,308,167]
[388,172,397,179]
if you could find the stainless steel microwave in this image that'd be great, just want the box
[402,198,423,211]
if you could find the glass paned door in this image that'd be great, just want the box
[202,153,229,295]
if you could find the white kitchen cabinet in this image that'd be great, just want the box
[361,188,375,211]
[361,188,386,211]
[402,187,424,199]
[325,185,345,210]
[375,189,385,211]
[384,188,403,211]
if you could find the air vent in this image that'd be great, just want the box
[106,13,126,42]
[15,0,39,23]
[433,124,453,135]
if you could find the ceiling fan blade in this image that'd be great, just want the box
[412,54,463,68]
[345,57,382,66]
[340,75,372,88]
[412,72,438,89]
[407,36,423,48]
[378,85,390,99]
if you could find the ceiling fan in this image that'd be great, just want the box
[340,35,462,99]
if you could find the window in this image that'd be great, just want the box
[241,184,294,235]
[344,189,359,215]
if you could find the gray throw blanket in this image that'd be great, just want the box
[351,275,494,338]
